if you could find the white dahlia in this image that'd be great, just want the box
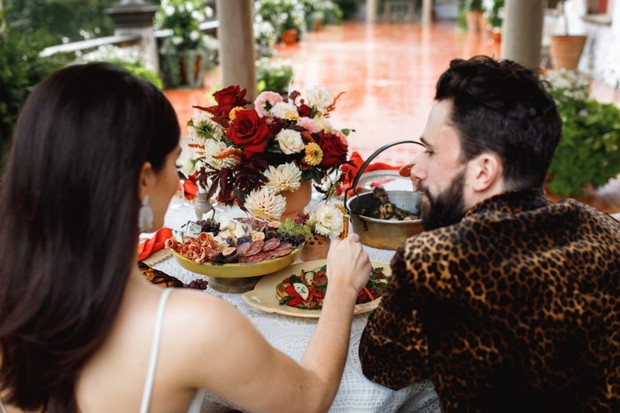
[270,101,299,120]
[264,162,302,194]
[204,140,240,170]
[313,114,334,132]
[244,187,287,221]
[275,129,305,154]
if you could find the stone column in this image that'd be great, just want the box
[106,0,159,71]
[500,0,545,70]
[216,0,256,100]
[421,0,433,25]
[366,0,378,23]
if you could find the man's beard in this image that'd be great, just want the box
[419,169,467,231]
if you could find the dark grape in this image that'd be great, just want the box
[196,219,221,235]
[185,279,208,290]
[274,232,306,247]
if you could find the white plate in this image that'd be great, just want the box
[241,260,391,318]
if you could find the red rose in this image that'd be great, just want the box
[317,131,348,168]
[227,109,270,158]
[207,85,251,116]
[297,103,312,118]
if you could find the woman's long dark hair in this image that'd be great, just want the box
[0,63,180,411]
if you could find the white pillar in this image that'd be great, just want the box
[216,0,256,100]
[501,0,545,70]
[366,0,378,23]
[421,0,433,25]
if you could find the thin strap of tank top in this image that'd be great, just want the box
[139,288,174,413]
[0,396,7,413]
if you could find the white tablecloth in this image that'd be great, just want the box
[155,199,440,413]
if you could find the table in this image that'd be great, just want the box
[155,199,440,413]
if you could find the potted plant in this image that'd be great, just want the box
[485,0,504,43]
[256,58,294,95]
[543,69,620,198]
[466,0,485,32]
[255,0,307,45]
[549,0,587,70]
[155,0,218,88]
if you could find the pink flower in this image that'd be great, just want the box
[254,91,284,118]
[297,117,318,133]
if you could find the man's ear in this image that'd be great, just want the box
[138,162,155,199]
[469,152,503,193]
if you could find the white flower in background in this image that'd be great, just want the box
[305,86,333,112]
[164,5,175,15]
[313,114,334,132]
[275,129,305,154]
[179,157,197,177]
[191,10,205,22]
[172,36,183,46]
[297,117,318,133]
[312,204,344,237]
[204,140,240,170]
[189,31,200,41]
[245,187,287,220]
[264,162,302,193]
[271,101,299,120]
[254,91,284,117]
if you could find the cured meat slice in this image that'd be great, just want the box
[239,251,271,263]
[237,241,253,257]
[246,240,264,256]
[262,238,281,251]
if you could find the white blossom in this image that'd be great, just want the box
[204,140,240,170]
[275,129,305,154]
[270,101,299,120]
[264,163,302,194]
[305,86,333,112]
[244,187,287,220]
[312,204,344,237]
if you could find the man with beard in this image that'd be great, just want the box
[358,56,619,412]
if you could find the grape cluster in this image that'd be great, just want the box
[274,232,306,247]
[185,279,208,290]
[196,219,221,235]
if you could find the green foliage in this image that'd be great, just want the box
[544,70,620,197]
[155,0,213,52]
[456,0,467,30]
[0,21,66,166]
[333,0,362,20]
[486,0,504,29]
[256,58,294,95]
[467,0,484,12]
[255,0,307,39]
[78,45,163,89]
[5,0,116,43]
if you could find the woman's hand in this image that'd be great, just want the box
[326,233,371,297]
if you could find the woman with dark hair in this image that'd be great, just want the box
[0,63,371,413]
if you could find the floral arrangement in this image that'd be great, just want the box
[255,0,307,39]
[185,84,352,221]
[256,58,294,95]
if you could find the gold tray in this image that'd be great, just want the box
[171,245,303,278]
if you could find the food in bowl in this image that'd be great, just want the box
[275,264,389,309]
[356,187,418,220]
[165,217,305,265]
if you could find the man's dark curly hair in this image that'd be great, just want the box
[435,56,562,190]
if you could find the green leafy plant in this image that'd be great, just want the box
[544,69,620,197]
[255,0,307,40]
[486,0,504,29]
[77,45,163,89]
[0,19,66,169]
[467,0,484,12]
[256,58,294,95]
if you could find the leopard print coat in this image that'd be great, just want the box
[359,188,619,412]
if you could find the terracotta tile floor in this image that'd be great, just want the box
[165,21,620,214]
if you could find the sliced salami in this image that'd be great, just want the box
[262,238,281,251]
[237,242,253,257]
[240,251,271,263]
